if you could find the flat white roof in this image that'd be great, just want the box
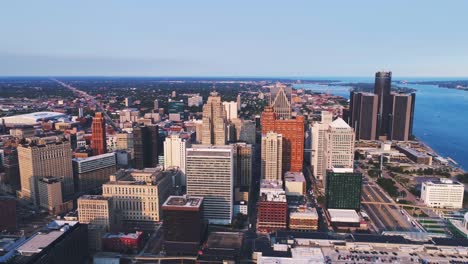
[2,111,68,125]
[328,209,360,223]
[17,231,63,255]
[284,172,306,182]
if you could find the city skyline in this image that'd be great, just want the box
[1,1,468,77]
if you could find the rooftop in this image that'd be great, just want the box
[1,111,68,125]
[284,171,306,182]
[328,209,360,223]
[162,195,203,209]
[103,231,143,240]
[206,232,243,250]
[78,195,111,201]
[329,117,351,129]
[17,231,63,255]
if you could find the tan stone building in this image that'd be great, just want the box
[18,138,74,201]
[261,132,283,181]
[201,92,227,145]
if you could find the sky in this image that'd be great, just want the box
[1,0,468,77]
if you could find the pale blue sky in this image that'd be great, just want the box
[1,0,467,77]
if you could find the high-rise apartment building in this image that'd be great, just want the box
[162,195,205,255]
[391,93,413,141]
[324,118,355,178]
[325,168,362,210]
[201,92,227,145]
[261,132,282,181]
[261,106,304,173]
[186,145,234,225]
[233,143,252,188]
[374,71,393,139]
[311,111,333,180]
[18,138,74,201]
[102,168,173,227]
[133,124,159,169]
[72,153,117,195]
[163,134,190,186]
[270,84,292,119]
[91,112,107,155]
[223,101,238,121]
[349,92,378,140]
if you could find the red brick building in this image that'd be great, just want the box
[91,112,107,155]
[257,201,288,233]
[261,106,304,173]
[102,231,143,253]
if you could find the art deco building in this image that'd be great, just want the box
[91,112,107,155]
[261,106,304,173]
[261,132,282,181]
[270,83,292,119]
[18,138,74,201]
[201,92,227,145]
[186,145,234,225]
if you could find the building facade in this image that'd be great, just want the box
[349,92,378,140]
[133,125,159,169]
[186,145,234,225]
[257,180,287,233]
[325,168,362,210]
[311,111,333,180]
[72,153,117,195]
[223,101,238,121]
[261,132,282,181]
[201,92,227,145]
[163,135,190,186]
[91,112,107,155]
[233,143,253,188]
[18,139,74,201]
[421,179,464,209]
[261,106,304,173]
[324,118,355,180]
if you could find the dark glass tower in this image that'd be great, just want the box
[374,71,392,139]
[133,124,159,169]
[325,169,362,210]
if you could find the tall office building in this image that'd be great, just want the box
[163,135,190,186]
[391,93,413,141]
[125,97,132,107]
[261,106,304,173]
[349,92,378,140]
[325,168,362,210]
[32,176,64,214]
[162,195,205,255]
[153,99,159,110]
[237,93,241,109]
[374,71,393,139]
[311,111,333,180]
[133,125,159,169]
[201,92,227,145]
[270,84,292,119]
[186,145,234,225]
[231,118,256,144]
[91,112,107,155]
[18,138,74,201]
[223,101,238,121]
[324,118,355,178]
[261,132,283,181]
[72,153,117,195]
[233,143,252,188]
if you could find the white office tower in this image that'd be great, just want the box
[324,118,355,175]
[163,135,190,186]
[186,145,234,225]
[223,101,238,121]
[311,111,333,180]
[421,179,464,209]
[261,132,283,181]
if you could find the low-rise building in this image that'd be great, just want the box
[284,171,306,196]
[421,179,464,209]
[289,206,318,231]
[102,231,144,253]
[257,180,287,233]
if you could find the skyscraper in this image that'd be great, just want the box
[223,101,238,121]
[18,138,74,201]
[325,118,355,176]
[233,142,252,188]
[91,112,107,155]
[270,84,292,119]
[237,93,241,109]
[201,92,227,145]
[163,134,190,186]
[391,93,413,141]
[133,124,159,169]
[349,92,378,140]
[311,111,333,180]
[374,71,393,139]
[325,168,362,210]
[261,106,304,173]
[261,132,283,181]
[186,145,234,225]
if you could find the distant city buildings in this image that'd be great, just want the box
[186,145,233,225]
[188,95,203,107]
[223,101,238,121]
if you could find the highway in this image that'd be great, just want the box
[51,78,121,132]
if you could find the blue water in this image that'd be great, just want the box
[296,78,468,170]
